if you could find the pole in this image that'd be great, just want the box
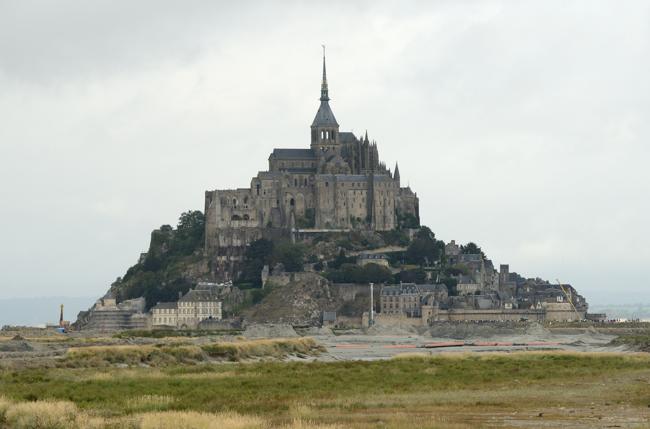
[369,282,374,327]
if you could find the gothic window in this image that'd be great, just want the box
[290,198,295,206]
[244,196,248,204]
[294,178,297,187]
[304,178,307,186]
[232,198,237,207]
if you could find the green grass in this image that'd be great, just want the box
[2,352,650,418]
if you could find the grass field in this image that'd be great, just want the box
[2,349,650,428]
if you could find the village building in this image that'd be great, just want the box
[151,289,222,329]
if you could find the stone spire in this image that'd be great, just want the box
[320,46,329,102]
[394,162,400,182]
[311,46,339,150]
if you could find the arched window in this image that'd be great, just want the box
[242,214,250,220]
[232,198,237,206]
[290,198,295,206]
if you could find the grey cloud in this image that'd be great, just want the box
[0,1,649,306]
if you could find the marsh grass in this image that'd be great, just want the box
[201,337,324,361]
[62,338,321,367]
[2,352,650,427]
[138,411,264,429]
[3,399,80,429]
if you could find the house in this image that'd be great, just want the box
[151,288,222,329]
[151,302,178,327]
[380,283,448,317]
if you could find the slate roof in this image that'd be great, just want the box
[270,148,316,160]
[152,302,177,310]
[311,100,339,127]
[339,132,357,143]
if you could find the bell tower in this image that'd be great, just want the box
[311,47,340,152]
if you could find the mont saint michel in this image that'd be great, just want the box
[3,3,649,426]
[75,54,591,332]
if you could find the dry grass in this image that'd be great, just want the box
[0,396,11,422]
[201,337,324,361]
[63,338,322,367]
[3,400,80,429]
[138,411,265,429]
[64,344,205,367]
[126,395,176,413]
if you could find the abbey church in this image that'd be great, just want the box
[204,54,419,277]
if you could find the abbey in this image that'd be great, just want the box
[204,55,419,277]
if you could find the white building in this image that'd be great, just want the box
[151,289,222,329]
[177,289,222,328]
[151,302,178,327]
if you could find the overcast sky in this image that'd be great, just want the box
[1,1,648,306]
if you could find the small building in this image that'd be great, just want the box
[357,252,390,268]
[151,288,222,329]
[151,302,178,327]
[380,283,448,318]
[177,289,222,329]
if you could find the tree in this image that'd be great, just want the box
[361,263,393,284]
[394,268,427,284]
[404,226,445,266]
[460,242,484,257]
[245,238,274,264]
[172,210,205,255]
[237,239,275,288]
[328,249,354,269]
[272,241,305,272]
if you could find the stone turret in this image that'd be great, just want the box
[394,162,400,186]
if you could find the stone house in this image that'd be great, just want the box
[380,283,448,317]
[177,289,222,328]
[151,289,222,329]
[151,302,178,327]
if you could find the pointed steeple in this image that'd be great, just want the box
[311,46,339,150]
[320,46,329,101]
[394,162,400,182]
